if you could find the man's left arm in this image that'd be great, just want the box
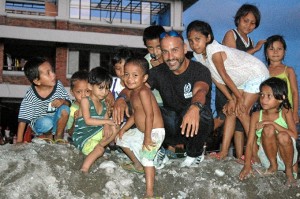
[180,81,209,137]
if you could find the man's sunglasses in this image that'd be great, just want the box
[159,30,181,39]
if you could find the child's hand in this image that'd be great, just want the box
[293,112,299,124]
[255,121,264,130]
[223,100,235,116]
[236,98,246,116]
[116,129,125,140]
[74,110,79,120]
[51,99,64,108]
[254,40,266,52]
[103,125,113,139]
[239,166,253,180]
[106,119,117,126]
[142,137,155,151]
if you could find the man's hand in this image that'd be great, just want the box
[180,105,200,137]
[113,98,130,125]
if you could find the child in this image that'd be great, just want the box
[110,47,134,99]
[66,70,90,137]
[186,20,269,159]
[17,57,70,143]
[143,25,165,68]
[116,57,165,198]
[264,35,299,123]
[72,67,119,173]
[222,4,265,55]
[143,25,164,107]
[220,4,265,159]
[239,77,298,186]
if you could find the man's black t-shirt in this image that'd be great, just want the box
[148,60,211,113]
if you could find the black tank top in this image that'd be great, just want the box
[232,29,253,52]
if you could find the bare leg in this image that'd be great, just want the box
[55,110,69,140]
[277,132,296,185]
[144,166,155,198]
[234,130,244,159]
[217,114,236,159]
[214,117,224,130]
[81,126,119,173]
[81,144,105,173]
[252,137,260,163]
[121,147,143,171]
[261,125,278,173]
[237,92,259,137]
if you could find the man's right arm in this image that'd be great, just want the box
[113,88,131,125]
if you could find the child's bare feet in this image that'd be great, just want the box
[209,152,227,160]
[144,192,154,199]
[80,167,89,174]
[285,176,297,187]
[263,166,277,176]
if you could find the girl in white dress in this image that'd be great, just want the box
[186,20,269,160]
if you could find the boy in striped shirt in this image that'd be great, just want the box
[17,57,70,143]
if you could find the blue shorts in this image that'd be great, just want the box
[237,75,268,94]
[31,105,70,135]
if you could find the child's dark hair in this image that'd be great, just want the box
[234,4,261,28]
[88,67,112,88]
[111,47,134,66]
[186,20,214,44]
[259,77,291,110]
[125,57,149,75]
[143,25,165,46]
[70,70,89,90]
[24,57,49,85]
[264,35,286,65]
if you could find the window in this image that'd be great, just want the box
[69,0,170,26]
[67,49,105,77]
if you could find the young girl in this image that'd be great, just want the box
[72,67,119,173]
[222,4,265,55]
[239,77,298,186]
[221,4,265,159]
[264,35,299,124]
[186,20,269,159]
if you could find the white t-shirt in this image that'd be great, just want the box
[145,53,163,105]
[194,40,269,87]
[110,77,125,99]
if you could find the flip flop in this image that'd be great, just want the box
[121,163,144,174]
[209,152,221,159]
[236,155,255,165]
[54,139,69,145]
[36,137,54,144]
[263,169,276,176]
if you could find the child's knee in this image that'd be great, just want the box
[58,105,70,117]
[94,144,105,153]
[277,132,292,145]
[262,124,276,137]
[33,116,53,134]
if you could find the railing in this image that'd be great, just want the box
[5,0,57,16]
